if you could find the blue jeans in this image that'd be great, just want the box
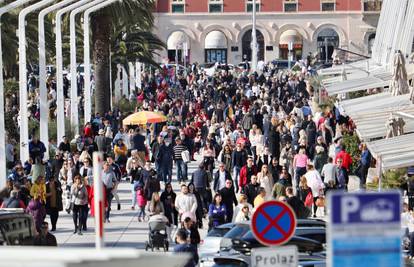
[233,166,241,193]
[160,163,172,184]
[131,184,137,208]
[176,159,188,182]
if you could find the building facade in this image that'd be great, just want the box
[153,0,381,65]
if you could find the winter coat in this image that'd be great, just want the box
[208,203,227,227]
[70,184,88,206]
[45,181,63,213]
[26,199,46,231]
[175,193,198,214]
[137,188,147,207]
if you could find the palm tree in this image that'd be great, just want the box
[90,0,165,115]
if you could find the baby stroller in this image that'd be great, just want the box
[145,220,169,252]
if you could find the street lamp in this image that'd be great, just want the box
[38,0,77,160]
[55,0,92,144]
[18,0,55,163]
[83,0,120,125]
[0,0,30,186]
[251,0,258,73]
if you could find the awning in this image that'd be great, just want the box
[340,92,412,117]
[205,30,227,49]
[279,30,302,45]
[366,134,414,170]
[323,71,392,95]
[351,106,414,141]
[167,31,189,50]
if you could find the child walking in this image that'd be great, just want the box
[136,185,147,222]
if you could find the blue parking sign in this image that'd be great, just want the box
[328,191,402,267]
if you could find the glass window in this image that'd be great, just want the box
[322,3,335,11]
[172,0,185,13]
[363,0,382,12]
[284,0,297,12]
[205,49,227,63]
[246,0,260,12]
[209,3,222,12]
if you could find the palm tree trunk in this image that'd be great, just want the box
[92,14,111,115]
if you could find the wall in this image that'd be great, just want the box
[298,0,321,12]
[261,0,283,12]
[155,0,169,12]
[223,0,245,12]
[336,0,361,11]
[186,0,208,12]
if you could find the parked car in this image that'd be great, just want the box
[297,218,326,228]
[231,231,324,256]
[219,223,251,252]
[0,209,36,246]
[211,252,326,267]
[199,223,236,256]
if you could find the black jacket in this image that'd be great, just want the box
[219,187,238,212]
[244,183,260,205]
[213,170,232,192]
[46,181,63,213]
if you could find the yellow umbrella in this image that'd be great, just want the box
[123,111,167,125]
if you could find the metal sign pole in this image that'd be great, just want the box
[93,152,104,249]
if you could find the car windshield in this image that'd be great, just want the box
[223,225,250,239]
[207,227,232,237]
[213,259,249,267]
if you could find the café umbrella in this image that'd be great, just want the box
[123,111,167,125]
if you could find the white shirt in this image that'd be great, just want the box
[321,163,337,184]
[305,170,325,197]
[218,170,227,191]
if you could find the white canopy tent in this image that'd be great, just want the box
[339,92,412,116]
[351,106,414,141]
[324,72,391,95]
[319,0,414,96]
[366,134,414,170]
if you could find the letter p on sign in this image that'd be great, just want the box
[341,196,359,223]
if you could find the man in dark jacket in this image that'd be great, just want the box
[219,180,238,223]
[29,136,47,162]
[191,163,209,209]
[57,136,71,153]
[95,129,109,153]
[33,221,57,246]
[213,163,232,192]
[133,128,147,164]
[268,125,280,160]
[173,229,199,267]
[244,175,260,205]
[285,187,310,219]
[231,143,248,193]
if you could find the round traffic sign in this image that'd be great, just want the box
[251,200,297,246]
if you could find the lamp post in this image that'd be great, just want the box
[251,0,258,73]
[56,0,92,145]
[19,0,55,163]
[39,0,77,160]
[0,0,29,186]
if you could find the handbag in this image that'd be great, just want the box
[181,150,190,163]
[316,196,325,207]
[304,191,313,207]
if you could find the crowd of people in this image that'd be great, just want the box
[0,58,376,261]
